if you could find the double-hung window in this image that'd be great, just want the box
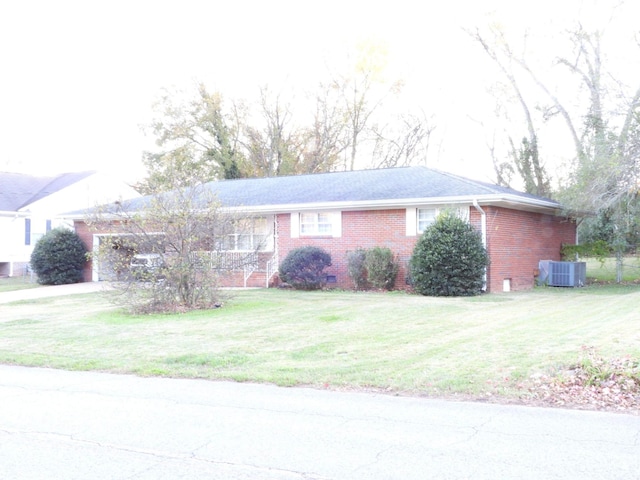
[291,211,341,238]
[408,206,470,236]
[300,212,333,236]
[417,208,437,233]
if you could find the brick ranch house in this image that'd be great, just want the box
[71,166,578,293]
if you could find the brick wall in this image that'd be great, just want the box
[76,206,577,292]
[74,221,95,282]
[278,207,576,293]
[480,206,576,292]
[277,210,418,290]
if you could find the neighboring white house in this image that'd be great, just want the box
[0,171,140,277]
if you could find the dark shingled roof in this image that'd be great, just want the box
[113,166,561,215]
[0,171,96,211]
[204,166,556,206]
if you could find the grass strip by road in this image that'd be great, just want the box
[2,285,639,402]
[0,276,41,293]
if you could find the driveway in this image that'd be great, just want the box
[1,365,639,480]
[0,281,107,304]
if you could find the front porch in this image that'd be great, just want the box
[193,250,279,288]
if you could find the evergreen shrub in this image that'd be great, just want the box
[279,246,332,290]
[30,227,87,285]
[410,213,488,296]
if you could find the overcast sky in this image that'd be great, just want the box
[1,0,637,184]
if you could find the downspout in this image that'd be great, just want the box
[473,200,487,291]
[472,200,487,248]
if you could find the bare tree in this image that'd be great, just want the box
[474,20,640,281]
[470,27,551,196]
[299,83,349,173]
[243,86,310,177]
[88,184,260,313]
[370,111,435,169]
[328,41,404,171]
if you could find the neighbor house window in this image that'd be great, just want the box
[225,217,271,251]
[46,220,52,232]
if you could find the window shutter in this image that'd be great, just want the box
[290,213,299,238]
[405,208,417,236]
[46,219,52,232]
[25,218,31,245]
[331,211,342,238]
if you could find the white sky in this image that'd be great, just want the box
[1,0,637,184]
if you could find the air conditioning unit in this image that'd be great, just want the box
[538,260,586,287]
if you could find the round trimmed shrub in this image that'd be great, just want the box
[409,213,488,296]
[30,227,87,285]
[279,246,332,290]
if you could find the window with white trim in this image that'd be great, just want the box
[300,212,333,236]
[416,207,470,234]
[417,208,437,233]
[224,217,272,251]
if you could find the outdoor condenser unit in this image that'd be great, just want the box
[538,260,587,287]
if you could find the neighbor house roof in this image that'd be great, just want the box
[0,171,96,212]
[81,166,566,218]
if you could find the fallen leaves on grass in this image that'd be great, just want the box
[524,346,640,415]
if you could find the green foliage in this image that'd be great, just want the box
[364,247,399,290]
[577,200,640,253]
[279,246,332,290]
[514,136,551,197]
[561,241,611,264]
[577,347,640,387]
[137,85,247,194]
[409,213,489,296]
[30,228,87,285]
[346,248,368,289]
[346,247,400,290]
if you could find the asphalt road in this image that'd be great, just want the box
[1,365,639,480]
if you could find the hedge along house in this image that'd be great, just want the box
[71,166,577,292]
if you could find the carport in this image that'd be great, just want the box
[91,233,164,281]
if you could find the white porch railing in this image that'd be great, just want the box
[191,251,258,270]
[188,251,281,288]
[191,250,266,287]
[265,251,279,287]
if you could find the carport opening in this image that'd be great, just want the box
[93,233,165,281]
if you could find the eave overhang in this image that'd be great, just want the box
[65,193,574,223]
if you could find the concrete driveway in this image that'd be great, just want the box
[0,281,107,304]
[1,365,639,480]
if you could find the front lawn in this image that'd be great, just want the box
[1,286,638,412]
[0,276,40,293]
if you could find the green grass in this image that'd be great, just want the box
[0,276,41,293]
[585,255,640,283]
[0,286,639,401]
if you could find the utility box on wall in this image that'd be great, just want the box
[538,260,587,287]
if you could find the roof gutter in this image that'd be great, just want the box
[62,193,568,221]
[226,193,564,215]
